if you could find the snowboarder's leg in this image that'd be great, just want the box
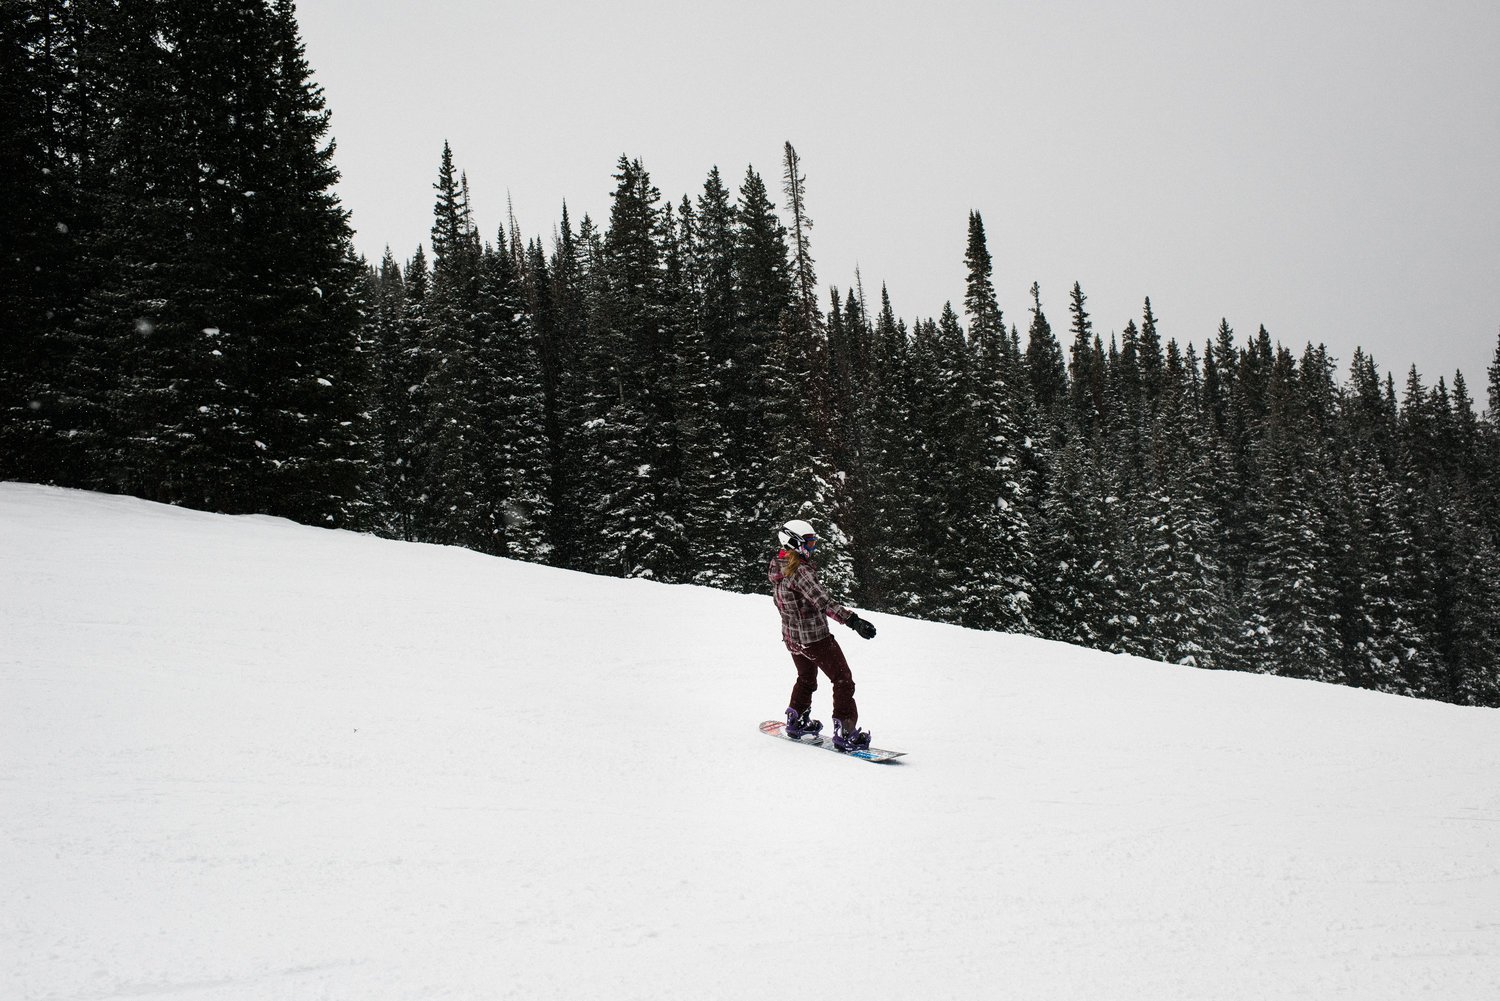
[805,636,857,724]
[788,648,820,714]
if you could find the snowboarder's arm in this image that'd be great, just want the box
[790,566,851,623]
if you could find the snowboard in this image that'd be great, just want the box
[759,720,906,763]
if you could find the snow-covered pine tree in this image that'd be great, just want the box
[47,1,369,523]
[1236,347,1342,682]
[387,247,434,540]
[417,144,485,548]
[540,207,593,572]
[1137,298,1167,413]
[1134,342,1231,667]
[669,200,741,590]
[1481,331,1500,548]
[760,340,851,598]
[1066,282,1105,437]
[1025,282,1067,421]
[70,0,211,506]
[470,232,551,561]
[1034,434,1109,647]
[1433,516,1500,706]
[827,283,881,606]
[859,287,919,614]
[580,156,681,580]
[1337,453,1435,695]
[253,0,373,526]
[960,212,1033,633]
[761,144,852,595]
[682,168,755,587]
[365,248,408,534]
[730,165,796,583]
[694,168,739,373]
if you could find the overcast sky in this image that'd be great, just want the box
[297,0,1499,397]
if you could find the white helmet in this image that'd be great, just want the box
[777,519,818,557]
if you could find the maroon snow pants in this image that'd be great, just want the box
[788,635,858,724]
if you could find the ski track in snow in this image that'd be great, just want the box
[3,483,1498,1000]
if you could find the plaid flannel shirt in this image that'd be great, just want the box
[769,556,851,652]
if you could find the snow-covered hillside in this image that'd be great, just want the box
[3,483,1498,1001]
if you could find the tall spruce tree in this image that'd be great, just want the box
[764,143,852,594]
[368,247,409,535]
[958,214,1033,632]
[1237,348,1342,681]
[963,212,1003,356]
[471,232,551,560]
[861,287,919,613]
[1025,282,1067,419]
[668,201,741,588]
[541,206,593,571]
[1135,349,1230,666]
[729,165,795,584]
[417,143,486,547]
[41,0,370,522]
[581,156,682,579]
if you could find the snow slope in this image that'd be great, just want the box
[3,483,1498,1001]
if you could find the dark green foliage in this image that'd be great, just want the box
[6,0,372,524]
[0,0,84,483]
[575,156,683,580]
[1025,282,1067,418]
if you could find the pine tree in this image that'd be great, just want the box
[388,246,434,538]
[541,205,593,571]
[1237,348,1342,681]
[368,247,408,535]
[957,215,1032,632]
[1025,282,1067,418]
[1135,357,1230,666]
[1337,454,1435,695]
[670,205,741,589]
[764,145,853,595]
[963,211,1004,356]
[71,0,203,503]
[897,316,950,617]
[729,165,795,584]
[580,156,681,579]
[782,142,819,341]
[430,142,470,274]
[860,287,919,613]
[39,1,370,522]
[1034,434,1114,647]
[417,144,485,546]
[0,0,87,484]
[471,234,551,560]
[1138,297,1166,410]
[254,0,373,526]
[1066,282,1104,434]
[676,168,757,587]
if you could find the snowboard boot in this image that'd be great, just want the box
[832,718,871,752]
[785,706,823,739]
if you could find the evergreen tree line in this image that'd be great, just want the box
[6,3,1499,706]
[2,0,368,524]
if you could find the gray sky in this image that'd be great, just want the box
[297,0,1499,397]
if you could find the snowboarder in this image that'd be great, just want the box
[769,518,878,752]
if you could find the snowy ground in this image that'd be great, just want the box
[3,482,1498,1001]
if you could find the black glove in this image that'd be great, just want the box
[847,612,877,640]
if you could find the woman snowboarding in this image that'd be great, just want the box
[769,518,878,752]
